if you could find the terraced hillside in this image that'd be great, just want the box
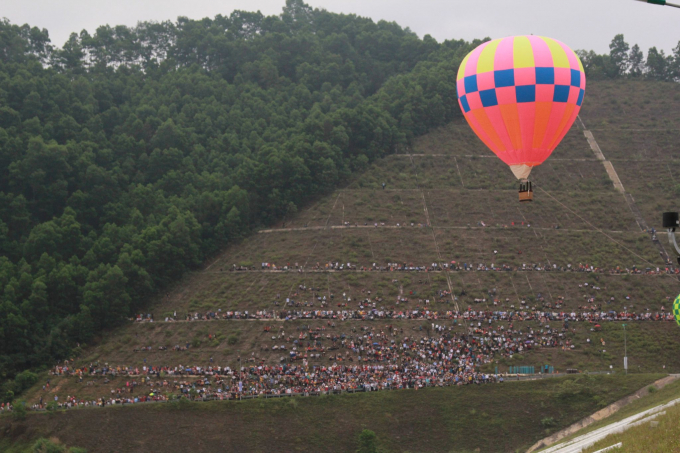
[32,80,680,381]
[6,80,680,452]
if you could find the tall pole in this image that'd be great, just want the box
[623,324,628,374]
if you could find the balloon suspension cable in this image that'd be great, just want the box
[535,185,680,280]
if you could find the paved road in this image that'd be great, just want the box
[539,396,680,453]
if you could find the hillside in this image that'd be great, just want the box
[66,79,679,380]
[2,79,680,452]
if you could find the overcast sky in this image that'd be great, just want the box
[4,0,680,55]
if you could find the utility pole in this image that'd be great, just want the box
[622,324,628,374]
[634,0,680,8]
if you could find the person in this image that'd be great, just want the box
[382,183,386,190]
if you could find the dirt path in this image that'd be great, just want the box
[256,225,631,234]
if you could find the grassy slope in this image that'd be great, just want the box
[9,80,680,452]
[1,375,663,453]
[542,377,680,450]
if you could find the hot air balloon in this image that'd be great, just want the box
[674,294,680,327]
[456,36,586,202]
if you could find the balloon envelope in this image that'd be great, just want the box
[674,294,680,327]
[456,36,586,180]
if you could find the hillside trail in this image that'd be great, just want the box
[526,374,680,452]
[575,116,673,265]
[256,224,629,234]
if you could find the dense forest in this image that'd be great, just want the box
[0,0,475,398]
[0,0,678,400]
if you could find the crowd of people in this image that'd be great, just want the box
[20,290,678,413]
[238,260,679,275]
[137,307,677,324]
[137,266,678,329]
[15,256,676,413]
[39,322,580,411]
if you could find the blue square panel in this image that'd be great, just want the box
[535,67,555,85]
[460,95,471,112]
[479,89,498,107]
[464,75,478,93]
[515,85,536,103]
[571,69,581,87]
[494,69,515,88]
[553,85,570,103]
[577,89,585,106]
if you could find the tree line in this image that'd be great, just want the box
[577,34,680,81]
[0,0,475,399]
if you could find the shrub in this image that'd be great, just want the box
[14,370,39,394]
[31,438,87,453]
[11,401,27,421]
[357,429,378,453]
[31,438,65,453]
[541,417,556,428]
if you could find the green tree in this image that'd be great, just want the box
[608,34,630,77]
[83,265,131,328]
[9,138,71,221]
[645,47,671,81]
[628,44,645,78]
[357,429,378,453]
[670,41,680,82]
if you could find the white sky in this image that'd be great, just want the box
[3,0,680,55]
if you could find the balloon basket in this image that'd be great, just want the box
[519,180,533,203]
